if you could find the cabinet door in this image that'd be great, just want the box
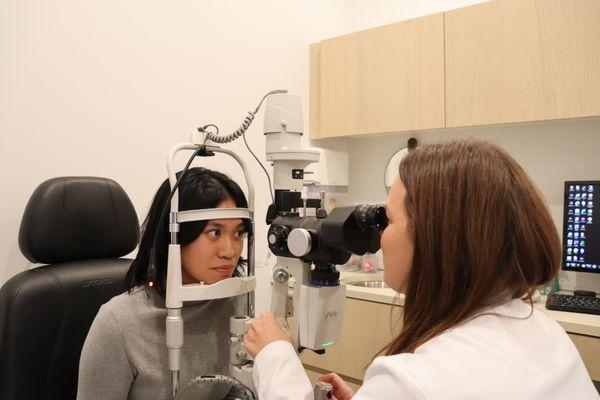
[445,0,600,128]
[299,298,403,380]
[317,31,360,138]
[314,13,445,139]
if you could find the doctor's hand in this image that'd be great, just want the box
[319,373,356,400]
[243,312,292,358]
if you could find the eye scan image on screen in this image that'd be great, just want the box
[562,181,600,274]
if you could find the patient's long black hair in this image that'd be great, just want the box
[125,167,249,297]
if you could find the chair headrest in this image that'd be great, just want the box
[18,177,140,264]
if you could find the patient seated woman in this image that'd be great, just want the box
[77,167,250,400]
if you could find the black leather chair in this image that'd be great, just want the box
[0,177,139,400]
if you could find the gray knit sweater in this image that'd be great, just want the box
[77,286,246,400]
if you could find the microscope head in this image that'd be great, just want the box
[267,204,387,266]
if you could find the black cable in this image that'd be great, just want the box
[242,130,275,204]
[147,145,206,285]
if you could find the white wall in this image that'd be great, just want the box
[0,0,353,313]
[344,0,488,31]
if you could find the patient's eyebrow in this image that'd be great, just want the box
[206,222,245,229]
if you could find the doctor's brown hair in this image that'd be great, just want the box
[385,139,561,355]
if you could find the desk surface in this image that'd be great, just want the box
[536,297,600,338]
[340,271,600,338]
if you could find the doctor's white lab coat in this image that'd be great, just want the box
[252,298,599,400]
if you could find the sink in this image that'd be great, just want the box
[347,280,389,289]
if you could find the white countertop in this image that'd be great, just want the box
[339,271,600,338]
[340,270,404,305]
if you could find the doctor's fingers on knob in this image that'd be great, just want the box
[243,313,292,358]
[252,312,292,340]
[319,373,356,400]
[242,327,259,358]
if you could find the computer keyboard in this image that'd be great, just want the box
[546,293,600,315]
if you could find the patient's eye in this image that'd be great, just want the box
[233,230,247,240]
[206,230,220,239]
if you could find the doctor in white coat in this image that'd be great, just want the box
[244,139,599,400]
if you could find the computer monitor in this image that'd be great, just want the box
[562,181,600,274]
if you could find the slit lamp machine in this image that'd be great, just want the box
[160,90,386,400]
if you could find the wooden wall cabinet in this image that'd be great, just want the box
[445,0,600,128]
[310,13,445,139]
[310,0,600,138]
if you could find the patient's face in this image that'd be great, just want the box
[381,177,414,293]
[180,199,246,285]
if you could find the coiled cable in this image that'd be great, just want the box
[198,89,287,144]
[197,90,285,203]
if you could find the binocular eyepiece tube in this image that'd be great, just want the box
[267,204,387,268]
[352,204,388,231]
